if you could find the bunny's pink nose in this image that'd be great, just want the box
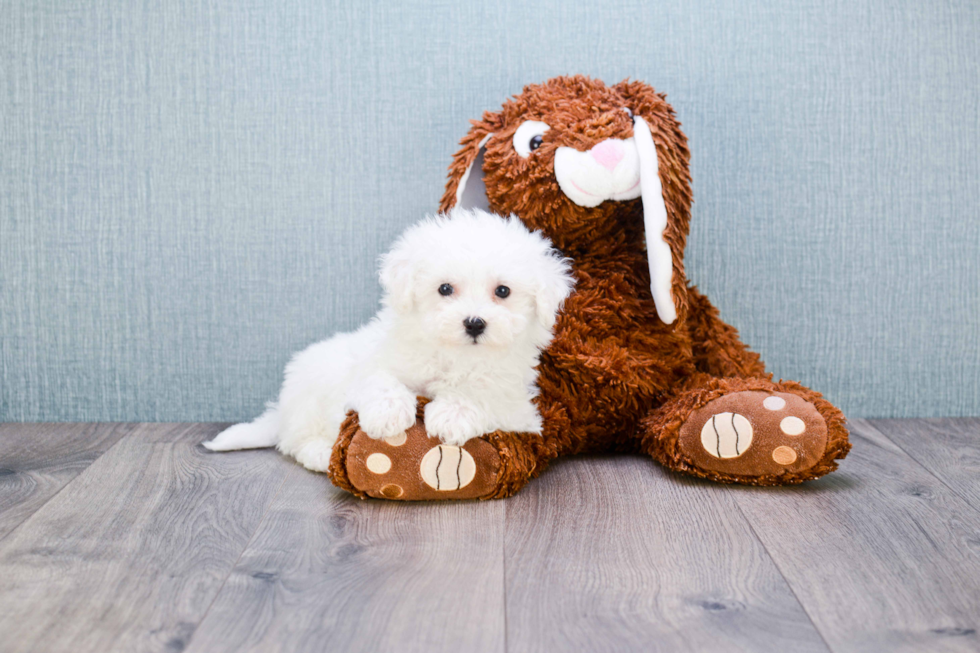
[590,140,624,171]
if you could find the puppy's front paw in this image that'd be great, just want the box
[424,399,486,446]
[294,439,335,472]
[358,393,417,440]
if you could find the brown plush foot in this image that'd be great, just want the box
[678,391,829,479]
[340,418,502,500]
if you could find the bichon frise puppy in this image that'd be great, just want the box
[203,208,575,472]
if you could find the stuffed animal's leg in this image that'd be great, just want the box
[686,286,769,379]
[640,375,850,485]
[326,398,556,500]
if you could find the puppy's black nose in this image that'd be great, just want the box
[463,317,486,338]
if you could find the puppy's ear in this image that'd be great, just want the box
[439,112,501,213]
[378,240,417,313]
[533,252,576,330]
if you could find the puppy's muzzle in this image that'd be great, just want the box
[463,317,486,340]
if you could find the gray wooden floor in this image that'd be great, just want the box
[0,420,978,653]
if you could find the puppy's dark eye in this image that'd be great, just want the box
[438,283,454,296]
[529,135,543,152]
[494,285,510,299]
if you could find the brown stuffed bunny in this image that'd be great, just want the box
[329,76,850,500]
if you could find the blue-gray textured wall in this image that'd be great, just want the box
[2,0,978,421]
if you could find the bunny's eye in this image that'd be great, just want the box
[513,121,550,159]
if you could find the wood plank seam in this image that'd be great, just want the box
[0,423,133,545]
[180,460,292,652]
[502,501,509,653]
[727,496,835,653]
[502,455,829,652]
[184,471,507,652]
[0,480,78,546]
[727,420,980,652]
[0,423,296,653]
[864,420,980,518]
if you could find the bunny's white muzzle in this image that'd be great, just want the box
[554,138,642,207]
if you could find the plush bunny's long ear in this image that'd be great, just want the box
[632,115,677,325]
[614,79,693,325]
[439,115,500,214]
[454,133,492,211]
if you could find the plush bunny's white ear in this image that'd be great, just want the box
[632,115,677,324]
[454,134,493,211]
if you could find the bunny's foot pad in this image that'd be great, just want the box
[678,391,829,478]
[342,418,501,500]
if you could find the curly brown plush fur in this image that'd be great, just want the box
[330,76,850,499]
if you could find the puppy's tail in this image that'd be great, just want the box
[203,406,280,451]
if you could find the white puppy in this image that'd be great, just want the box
[204,208,575,472]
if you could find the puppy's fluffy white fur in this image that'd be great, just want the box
[204,208,575,472]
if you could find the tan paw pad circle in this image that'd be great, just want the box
[780,416,806,436]
[763,396,786,411]
[384,432,407,446]
[365,453,392,474]
[772,446,798,465]
[420,445,476,491]
[380,484,403,498]
[700,412,753,459]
